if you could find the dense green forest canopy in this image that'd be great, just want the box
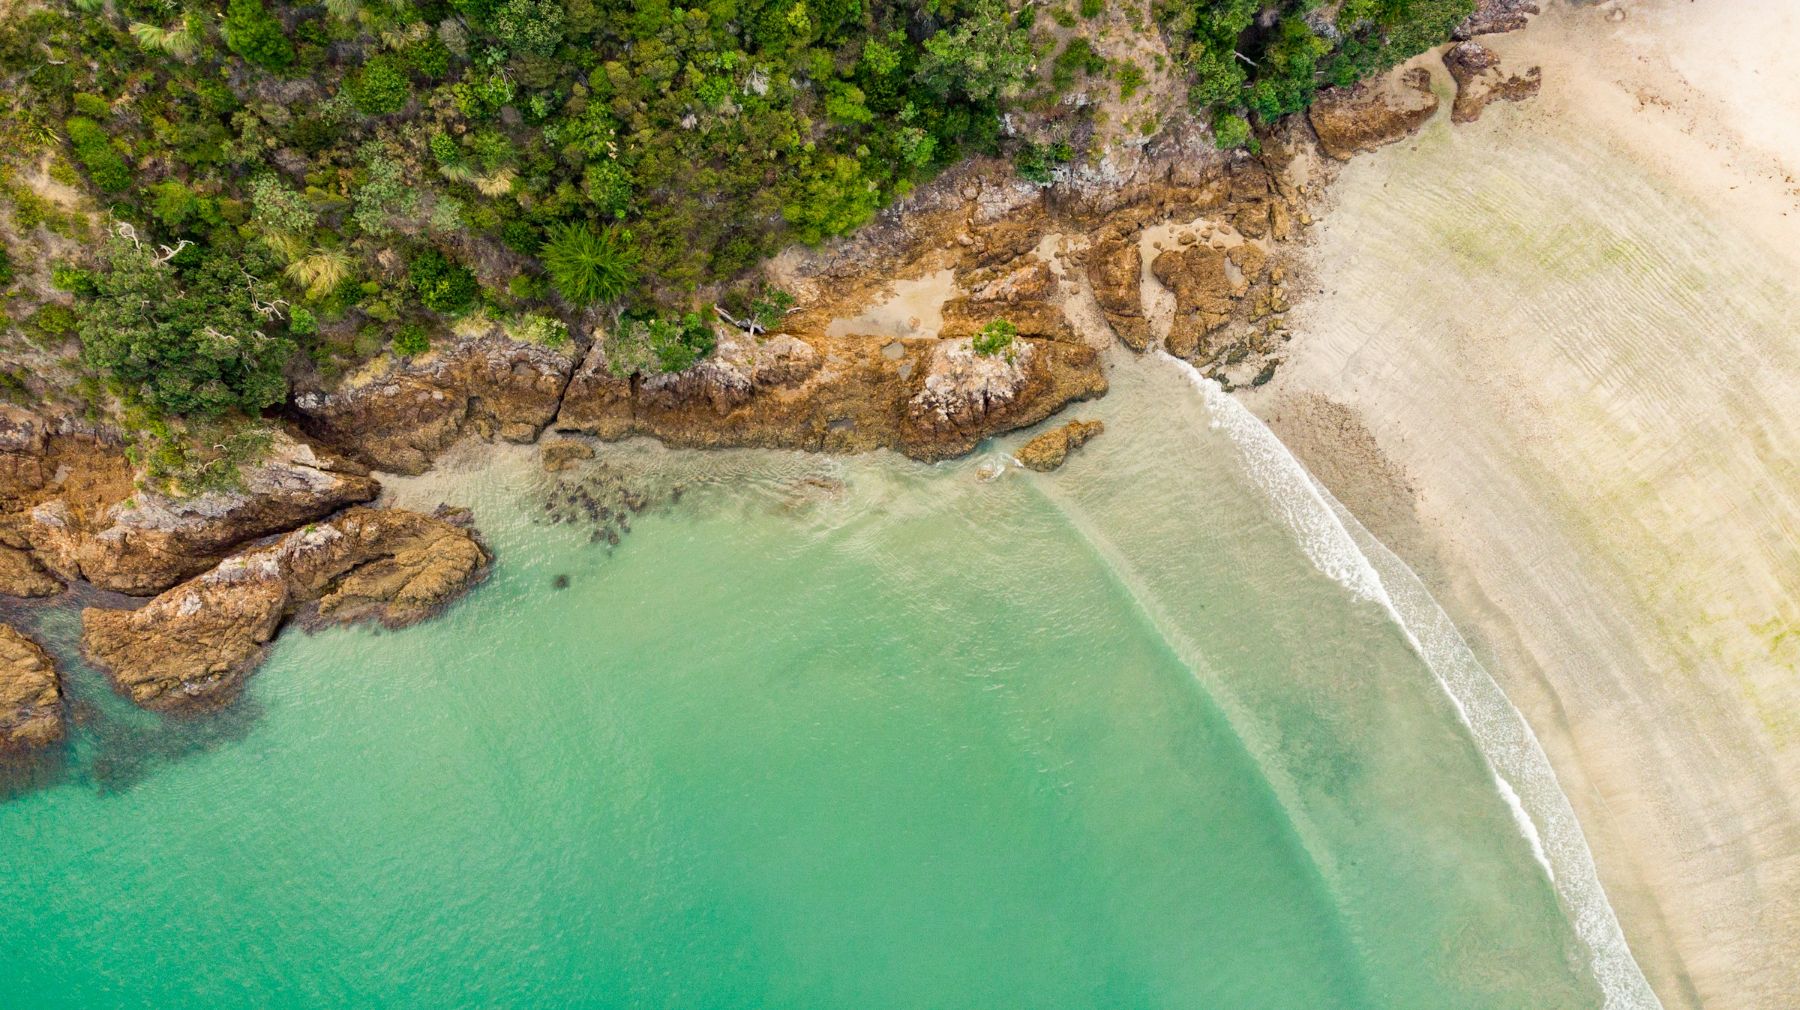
[0,0,1470,433]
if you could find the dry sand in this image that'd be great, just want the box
[1252,2,1800,1007]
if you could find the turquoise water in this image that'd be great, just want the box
[0,358,1604,1008]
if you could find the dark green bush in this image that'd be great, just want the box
[408,249,479,316]
[223,0,295,72]
[393,323,430,356]
[64,117,131,193]
[348,55,410,116]
[77,239,295,418]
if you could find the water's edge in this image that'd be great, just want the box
[1162,353,1663,1010]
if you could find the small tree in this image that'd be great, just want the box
[77,238,295,418]
[916,0,1035,104]
[540,222,639,305]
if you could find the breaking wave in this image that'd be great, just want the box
[1163,352,1662,1010]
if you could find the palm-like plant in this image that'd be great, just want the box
[129,21,200,60]
[260,230,308,264]
[284,247,354,300]
[473,167,517,197]
[541,223,639,306]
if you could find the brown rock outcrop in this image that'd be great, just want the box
[556,329,1105,463]
[940,256,1071,341]
[1445,41,1542,123]
[0,544,61,597]
[15,431,378,596]
[82,506,489,710]
[293,333,580,475]
[1454,0,1539,40]
[1309,67,1440,160]
[1086,232,1150,349]
[1016,419,1104,472]
[0,625,61,751]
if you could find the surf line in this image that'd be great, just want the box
[1160,352,1663,1010]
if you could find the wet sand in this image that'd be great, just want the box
[1253,2,1800,1007]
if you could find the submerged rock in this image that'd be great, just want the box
[539,438,595,472]
[0,625,61,752]
[82,507,489,710]
[1017,419,1105,472]
[1309,67,1440,161]
[1445,41,1542,124]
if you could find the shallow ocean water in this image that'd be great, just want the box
[0,357,1607,1008]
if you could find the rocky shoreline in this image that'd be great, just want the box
[0,7,1541,759]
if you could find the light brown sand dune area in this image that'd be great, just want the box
[1254,2,1800,1007]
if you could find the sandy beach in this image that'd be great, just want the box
[1253,2,1800,1007]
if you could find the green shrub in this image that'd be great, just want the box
[288,305,318,336]
[1211,110,1251,149]
[0,245,12,289]
[973,318,1017,359]
[64,117,131,193]
[540,222,638,305]
[393,323,430,356]
[348,55,410,116]
[223,0,295,72]
[149,180,202,230]
[605,311,715,375]
[409,249,479,315]
[52,263,97,295]
[1079,0,1103,18]
[1117,61,1146,101]
[30,303,77,338]
[71,92,111,118]
[1052,37,1107,91]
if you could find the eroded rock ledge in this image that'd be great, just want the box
[82,506,489,710]
[292,333,581,475]
[0,407,378,596]
[555,330,1106,462]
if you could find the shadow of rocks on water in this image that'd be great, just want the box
[0,589,266,803]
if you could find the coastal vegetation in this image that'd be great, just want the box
[0,0,1476,479]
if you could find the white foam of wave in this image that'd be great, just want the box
[1162,352,1662,1010]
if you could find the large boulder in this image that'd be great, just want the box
[1086,232,1150,350]
[0,625,61,752]
[82,506,489,710]
[1017,419,1105,472]
[1309,67,1440,160]
[900,338,1107,460]
[557,328,1105,463]
[0,543,60,598]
